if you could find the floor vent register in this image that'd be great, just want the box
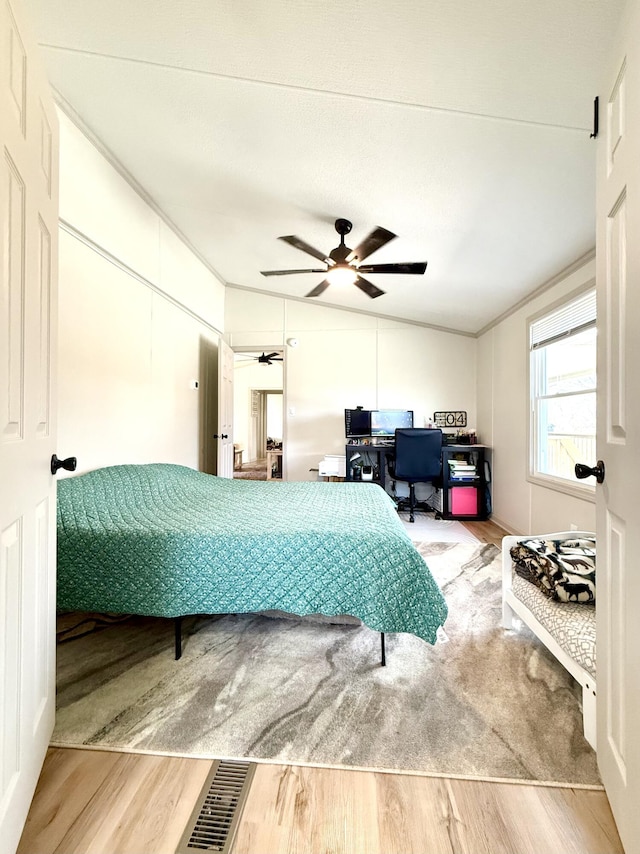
[176,759,256,853]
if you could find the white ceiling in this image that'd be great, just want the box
[24,0,622,334]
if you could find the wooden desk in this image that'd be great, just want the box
[266,449,283,479]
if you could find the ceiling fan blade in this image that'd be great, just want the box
[261,268,325,276]
[263,352,281,360]
[354,276,385,299]
[358,261,428,275]
[305,279,331,298]
[279,235,331,264]
[346,226,396,263]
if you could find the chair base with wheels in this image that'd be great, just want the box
[399,493,442,521]
[393,487,441,523]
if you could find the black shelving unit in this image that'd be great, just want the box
[439,444,489,521]
[344,444,395,489]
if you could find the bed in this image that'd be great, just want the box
[501,531,596,749]
[56,463,448,661]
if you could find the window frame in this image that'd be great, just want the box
[526,283,597,501]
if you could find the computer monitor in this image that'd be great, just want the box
[345,408,371,439]
[370,409,414,437]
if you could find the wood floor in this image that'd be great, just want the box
[18,749,622,854]
[17,519,624,854]
[460,517,509,548]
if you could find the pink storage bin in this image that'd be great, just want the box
[450,487,478,516]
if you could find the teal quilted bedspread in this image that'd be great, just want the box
[56,464,448,644]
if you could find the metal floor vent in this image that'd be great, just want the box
[176,760,256,853]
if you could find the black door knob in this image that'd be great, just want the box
[575,460,605,484]
[51,454,77,475]
[213,434,229,439]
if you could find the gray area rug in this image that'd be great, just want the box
[53,542,600,785]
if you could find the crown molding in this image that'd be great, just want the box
[225,282,477,338]
[476,248,596,337]
[53,90,228,288]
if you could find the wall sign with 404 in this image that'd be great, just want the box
[433,411,467,428]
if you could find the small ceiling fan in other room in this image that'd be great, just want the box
[234,351,283,367]
[260,218,427,299]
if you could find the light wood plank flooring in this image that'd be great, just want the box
[19,749,622,854]
[460,518,509,548]
[19,519,622,854]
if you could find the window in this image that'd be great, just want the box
[529,288,596,490]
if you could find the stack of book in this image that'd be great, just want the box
[448,460,478,481]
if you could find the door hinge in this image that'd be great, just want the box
[590,96,599,139]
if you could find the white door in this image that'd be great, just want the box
[216,338,234,478]
[596,0,640,849]
[0,0,59,851]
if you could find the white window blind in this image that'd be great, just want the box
[530,289,596,350]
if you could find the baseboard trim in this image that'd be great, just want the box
[489,514,521,535]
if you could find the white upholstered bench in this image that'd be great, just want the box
[501,531,596,750]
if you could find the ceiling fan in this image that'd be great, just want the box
[260,218,427,299]
[235,351,283,366]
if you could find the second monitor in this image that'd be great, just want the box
[370,409,414,437]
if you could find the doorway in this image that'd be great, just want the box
[232,350,284,480]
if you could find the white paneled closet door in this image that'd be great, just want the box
[0,0,59,850]
[216,338,234,477]
[596,0,640,850]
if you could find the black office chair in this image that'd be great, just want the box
[388,428,443,522]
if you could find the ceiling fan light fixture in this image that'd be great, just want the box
[260,219,426,300]
[327,265,358,287]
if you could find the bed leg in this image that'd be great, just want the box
[380,632,386,667]
[502,598,516,630]
[175,617,182,660]
[582,681,597,750]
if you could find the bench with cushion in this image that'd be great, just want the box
[501,531,596,750]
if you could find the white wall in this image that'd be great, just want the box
[57,111,226,474]
[476,257,597,534]
[225,290,478,481]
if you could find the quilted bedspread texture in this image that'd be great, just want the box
[56,464,448,644]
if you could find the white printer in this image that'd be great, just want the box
[318,454,347,478]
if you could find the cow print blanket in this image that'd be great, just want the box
[510,537,596,604]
